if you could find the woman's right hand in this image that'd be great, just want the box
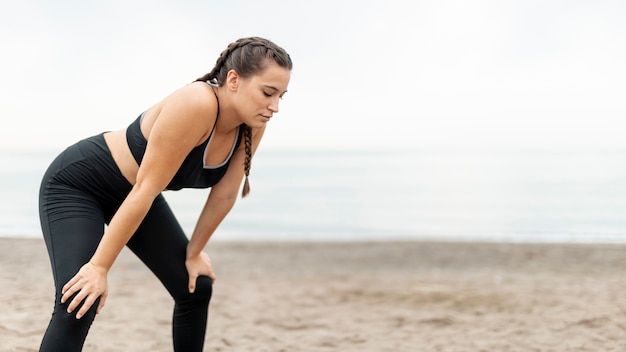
[61,262,109,319]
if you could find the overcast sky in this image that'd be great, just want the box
[1,0,625,152]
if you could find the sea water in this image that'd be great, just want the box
[2,148,626,243]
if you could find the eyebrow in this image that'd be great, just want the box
[263,85,288,94]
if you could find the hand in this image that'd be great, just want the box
[61,262,109,319]
[185,251,216,293]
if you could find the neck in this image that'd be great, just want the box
[212,86,244,133]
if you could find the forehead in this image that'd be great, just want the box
[254,63,291,90]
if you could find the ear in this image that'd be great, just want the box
[225,69,240,91]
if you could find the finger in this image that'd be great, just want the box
[188,274,197,293]
[62,277,78,293]
[97,291,108,314]
[76,294,98,320]
[61,276,80,296]
[61,282,81,304]
[67,290,88,314]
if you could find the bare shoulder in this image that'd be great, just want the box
[142,82,218,143]
[161,81,218,118]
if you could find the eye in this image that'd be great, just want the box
[263,91,273,97]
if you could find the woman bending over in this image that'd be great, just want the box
[38,36,292,351]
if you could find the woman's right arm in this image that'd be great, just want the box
[61,83,218,318]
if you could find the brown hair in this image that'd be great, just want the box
[196,37,292,198]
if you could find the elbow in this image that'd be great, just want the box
[130,180,164,202]
[209,177,245,204]
[210,190,238,205]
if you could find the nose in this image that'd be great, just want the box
[268,98,280,113]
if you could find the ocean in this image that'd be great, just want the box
[2,148,626,243]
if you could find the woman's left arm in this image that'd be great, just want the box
[184,125,266,292]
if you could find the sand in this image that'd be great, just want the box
[2,237,626,351]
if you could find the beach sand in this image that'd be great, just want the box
[2,237,626,351]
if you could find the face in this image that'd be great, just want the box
[228,62,291,128]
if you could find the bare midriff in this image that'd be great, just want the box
[104,129,139,185]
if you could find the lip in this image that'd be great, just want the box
[261,115,272,121]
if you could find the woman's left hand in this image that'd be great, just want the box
[185,251,216,293]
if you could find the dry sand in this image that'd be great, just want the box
[2,237,626,351]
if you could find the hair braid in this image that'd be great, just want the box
[195,38,252,83]
[241,124,253,198]
[195,37,293,197]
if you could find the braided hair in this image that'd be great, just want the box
[196,37,292,198]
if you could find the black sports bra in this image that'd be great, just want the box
[125,90,242,190]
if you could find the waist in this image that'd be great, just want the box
[104,129,139,185]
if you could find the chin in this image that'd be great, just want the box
[247,120,268,129]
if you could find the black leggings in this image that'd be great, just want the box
[38,133,212,352]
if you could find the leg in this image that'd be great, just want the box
[39,184,105,352]
[126,194,212,352]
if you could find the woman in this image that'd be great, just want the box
[38,36,292,351]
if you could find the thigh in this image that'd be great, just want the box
[126,194,190,298]
[40,183,106,291]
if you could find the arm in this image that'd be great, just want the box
[62,84,217,318]
[184,126,266,291]
[91,88,215,269]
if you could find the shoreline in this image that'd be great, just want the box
[6,232,626,245]
[3,238,626,351]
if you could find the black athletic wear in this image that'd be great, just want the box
[125,112,242,190]
[38,91,235,351]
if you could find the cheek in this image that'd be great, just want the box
[252,94,268,109]
[239,97,262,116]
[239,88,268,112]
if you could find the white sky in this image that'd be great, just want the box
[1,0,625,152]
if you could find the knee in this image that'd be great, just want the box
[175,276,213,304]
[51,295,99,327]
[193,276,213,301]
